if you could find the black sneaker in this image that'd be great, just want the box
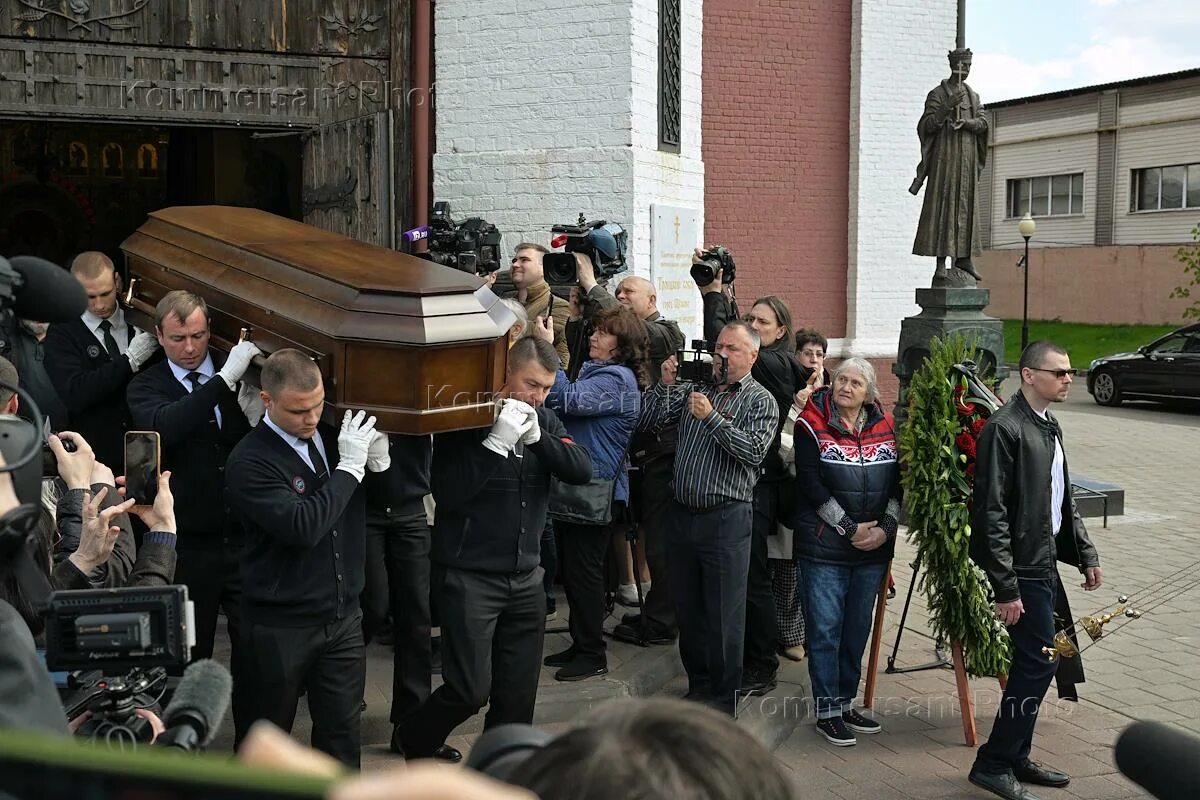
[738,668,778,697]
[554,659,608,682]
[543,647,576,668]
[816,716,857,747]
[842,708,881,734]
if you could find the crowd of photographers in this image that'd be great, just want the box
[0,231,893,798]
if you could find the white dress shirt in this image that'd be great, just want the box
[168,353,223,429]
[1034,407,1066,534]
[262,411,330,475]
[82,307,131,354]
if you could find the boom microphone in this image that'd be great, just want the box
[1114,720,1200,800]
[5,256,88,323]
[156,659,233,752]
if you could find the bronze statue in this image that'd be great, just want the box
[910,48,988,287]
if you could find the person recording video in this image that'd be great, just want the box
[697,249,811,697]
[504,244,571,370]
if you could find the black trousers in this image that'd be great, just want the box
[174,541,243,662]
[745,480,780,675]
[975,577,1058,774]
[361,509,432,724]
[540,519,557,601]
[630,456,676,633]
[233,610,366,768]
[667,500,752,714]
[556,521,610,665]
[398,566,546,757]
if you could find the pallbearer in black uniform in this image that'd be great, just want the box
[225,349,388,768]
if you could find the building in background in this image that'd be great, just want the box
[978,68,1200,326]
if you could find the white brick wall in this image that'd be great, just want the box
[433,0,704,279]
[843,0,957,358]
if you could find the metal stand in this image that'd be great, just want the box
[885,557,951,674]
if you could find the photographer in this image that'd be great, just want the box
[697,251,810,696]
[504,244,572,371]
[638,321,777,713]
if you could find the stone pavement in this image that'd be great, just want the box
[208,379,1198,797]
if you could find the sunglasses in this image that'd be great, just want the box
[1028,367,1077,379]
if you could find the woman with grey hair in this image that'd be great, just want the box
[498,298,530,346]
[792,357,901,747]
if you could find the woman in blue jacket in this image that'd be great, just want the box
[537,305,648,681]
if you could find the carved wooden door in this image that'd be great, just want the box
[301,111,393,247]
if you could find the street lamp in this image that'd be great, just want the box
[1018,212,1037,353]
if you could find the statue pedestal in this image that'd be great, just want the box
[892,287,1007,423]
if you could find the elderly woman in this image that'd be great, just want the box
[498,297,531,346]
[535,306,647,681]
[793,357,900,747]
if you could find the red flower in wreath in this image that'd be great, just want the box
[955,431,977,459]
[966,463,976,479]
[970,416,987,436]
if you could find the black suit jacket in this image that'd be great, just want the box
[43,316,139,467]
[225,422,366,628]
[127,353,251,548]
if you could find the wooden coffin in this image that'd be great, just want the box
[120,206,514,435]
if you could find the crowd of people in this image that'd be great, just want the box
[0,244,1103,800]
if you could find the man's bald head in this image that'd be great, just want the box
[615,276,658,318]
[71,252,121,319]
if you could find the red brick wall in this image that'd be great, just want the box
[977,245,1193,326]
[702,0,852,338]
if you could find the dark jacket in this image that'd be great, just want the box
[0,600,69,735]
[53,483,176,588]
[545,361,640,503]
[430,405,592,574]
[43,316,139,467]
[792,388,901,566]
[127,353,251,548]
[363,434,432,517]
[225,422,366,627]
[969,390,1100,603]
[6,323,68,432]
[703,292,812,479]
[505,280,572,370]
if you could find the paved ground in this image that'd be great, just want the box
[209,378,1198,798]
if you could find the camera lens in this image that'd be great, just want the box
[690,260,716,286]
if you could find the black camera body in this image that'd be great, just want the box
[64,666,167,744]
[423,202,503,276]
[691,245,736,286]
[544,215,628,286]
[43,585,193,672]
[676,339,727,386]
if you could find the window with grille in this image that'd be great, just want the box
[658,0,681,153]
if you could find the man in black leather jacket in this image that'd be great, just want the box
[968,341,1102,800]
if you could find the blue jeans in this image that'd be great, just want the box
[799,559,887,720]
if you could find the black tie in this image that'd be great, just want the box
[304,437,329,481]
[97,319,121,360]
[186,372,218,425]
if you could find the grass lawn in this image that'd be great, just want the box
[1001,320,1182,368]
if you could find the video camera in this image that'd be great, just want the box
[63,666,168,745]
[691,245,736,287]
[676,339,728,386]
[544,214,628,286]
[403,201,503,276]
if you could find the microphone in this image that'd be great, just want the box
[156,659,233,752]
[1114,720,1200,800]
[6,256,88,323]
[402,225,430,243]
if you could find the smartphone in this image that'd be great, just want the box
[124,430,161,505]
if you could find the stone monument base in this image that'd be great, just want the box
[892,286,1008,423]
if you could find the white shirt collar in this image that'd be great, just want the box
[262,409,305,449]
[168,352,215,384]
[81,307,126,333]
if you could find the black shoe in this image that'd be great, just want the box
[433,744,463,763]
[816,716,856,747]
[610,621,676,646]
[546,597,557,620]
[739,668,778,697]
[1013,760,1070,788]
[842,708,881,734]
[389,726,409,757]
[543,647,576,668]
[969,769,1042,800]
[554,659,608,682]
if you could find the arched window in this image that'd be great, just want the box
[137,143,158,177]
[102,143,123,177]
[68,141,89,175]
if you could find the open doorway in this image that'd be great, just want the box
[0,120,302,269]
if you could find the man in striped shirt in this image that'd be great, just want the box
[638,320,778,713]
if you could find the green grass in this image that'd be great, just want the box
[1001,320,1181,368]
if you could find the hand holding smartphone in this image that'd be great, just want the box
[124,431,161,505]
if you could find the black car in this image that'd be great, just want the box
[1087,323,1200,406]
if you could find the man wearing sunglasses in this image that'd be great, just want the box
[968,340,1102,800]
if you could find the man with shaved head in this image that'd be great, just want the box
[44,251,161,466]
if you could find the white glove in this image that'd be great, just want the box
[335,410,377,482]
[366,430,391,473]
[218,341,263,389]
[504,398,540,445]
[482,404,530,457]
[237,381,264,426]
[125,330,159,372]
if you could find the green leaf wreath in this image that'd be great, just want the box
[899,333,1012,677]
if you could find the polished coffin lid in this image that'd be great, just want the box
[120,206,513,434]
